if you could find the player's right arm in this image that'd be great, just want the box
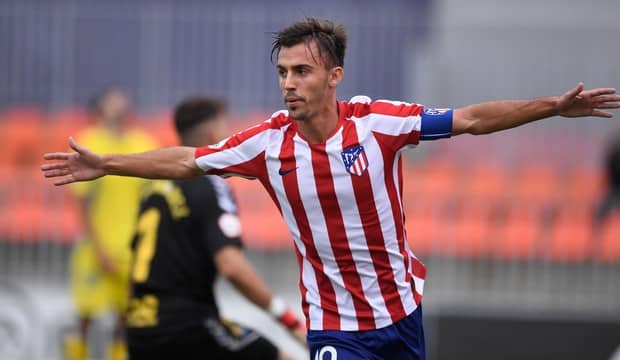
[42,120,272,185]
[42,137,203,186]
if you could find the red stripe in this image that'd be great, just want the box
[410,256,427,279]
[195,120,271,158]
[207,154,265,179]
[311,143,376,330]
[343,121,407,323]
[294,247,310,329]
[347,100,423,119]
[373,132,412,285]
[411,256,425,306]
[278,128,340,330]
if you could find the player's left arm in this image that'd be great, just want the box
[452,83,619,136]
[214,247,307,344]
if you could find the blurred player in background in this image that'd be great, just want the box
[64,88,157,360]
[43,18,620,360]
[595,130,620,224]
[126,96,304,360]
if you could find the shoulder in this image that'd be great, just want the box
[266,109,294,130]
[76,125,105,146]
[344,96,424,118]
[229,110,292,140]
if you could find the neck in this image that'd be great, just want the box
[296,97,339,144]
[102,118,123,136]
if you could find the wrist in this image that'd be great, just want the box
[268,296,288,318]
[100,154,113,176]
[268,296,302,330]
[548,96,562,117]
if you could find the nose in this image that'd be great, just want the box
[283,72,296,91]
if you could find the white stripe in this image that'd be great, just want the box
[195,128,273,174]
[421,132,451,138]
[350,112,422,141]
[264,131,324,329]
[326,127,387,329]
[354,119,417,323]
[294,135,354,331]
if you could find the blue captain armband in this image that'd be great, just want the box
[420,108,453,140]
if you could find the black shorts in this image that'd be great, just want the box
[128,317,279,360]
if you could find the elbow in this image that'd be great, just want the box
[215,246,244,281]
[220,265,241,281]
[458,119,484,136]
[181,154,203,178]
[454,108,489,136]
[468,121,487,135]
[465,118,496,135]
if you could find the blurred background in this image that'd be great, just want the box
[1,0,619,359]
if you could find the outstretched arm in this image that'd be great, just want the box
[41,137,203,185]
[452,83,619,136]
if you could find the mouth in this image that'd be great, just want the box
[285,97,304,106]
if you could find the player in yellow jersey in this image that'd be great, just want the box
[63,88,157,360]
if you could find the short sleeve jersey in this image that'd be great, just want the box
[194,96,452,331]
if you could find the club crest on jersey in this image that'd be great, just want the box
[423,108,450,116]
[341,145,368,176]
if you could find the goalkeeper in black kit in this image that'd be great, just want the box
[126,97,304,360]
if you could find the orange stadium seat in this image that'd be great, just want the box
[405,203,443,256]
[461,164,509,203]
[563,167,605,205]
[405,200,454,255]
[0,107,45,168]
[141,111,177,147]
[0,198,81,244]
[512,165,559,204]
[599,214,620,262]
[47,108,90,150]
[403,160,458,199]
[495,205,541,260]
[450,205,492,258]
[550,207,593,262]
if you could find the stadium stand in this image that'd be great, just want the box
[1,107,619,262]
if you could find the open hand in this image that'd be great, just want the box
[558,83,620,118]
[41,137,106,186]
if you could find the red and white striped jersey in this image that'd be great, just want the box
[195,96,452,331]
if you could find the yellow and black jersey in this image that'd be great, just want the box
[127,175,243,336]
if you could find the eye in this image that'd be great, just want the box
[278,69,286,77]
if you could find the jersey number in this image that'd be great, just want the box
[132,207,160,282]
[314,346,338,360]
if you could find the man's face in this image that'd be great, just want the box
[277,41,331,121]
[100,90,130,126]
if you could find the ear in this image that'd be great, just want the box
[328,67,344,88]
